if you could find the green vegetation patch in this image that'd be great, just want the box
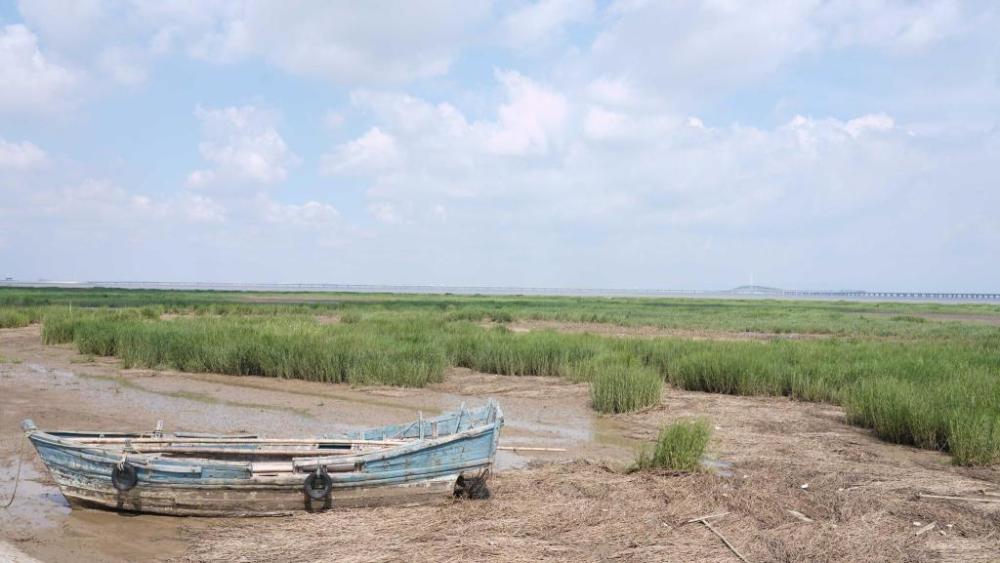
[587,356,663,413]
[634,419,712,472]
[5,287,1000,466]
[42,311,446,387]
[0,307,42,329]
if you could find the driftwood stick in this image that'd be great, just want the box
[685,513,750,562]
[701,518,751,563]
[787,509,813,523]
[686,512,730,523]
[914,522,937,536]
[918,493,1000,504]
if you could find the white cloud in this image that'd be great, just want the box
[586,76,645,108]
[31,179,160,223]
[583,106,626,140]
[183,194,227,223]
[188,105,300,188]
[327,70,568,177]
[502,0,595,49]
[16,0,111,50]
[482,70,569,155]
[16,1,495,91]
[593,1,819,93]
[17,0,231,87]
[28,179,226,226]
[315,70,1000,289]
[687,117,707,130]
[369,202,403,225]
[0,139,47,170]
[323,69,572,222]
[253,197,348,248]
[97,46,147,85]
[845,113,896,137]
[196,2,492,83]
[321,128,400,175]
[817,0,964,52]
[5,1,1000,288]
[261,199,340,228]
[591,0,974,100]
[20,0,491,86]
[0,24,78,113]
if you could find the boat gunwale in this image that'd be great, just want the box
[22,400,504,474]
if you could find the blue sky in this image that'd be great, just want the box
[1,1,998,291]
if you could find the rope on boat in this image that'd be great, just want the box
[1,434,26,510]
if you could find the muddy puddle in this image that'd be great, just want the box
[0,325,638,562]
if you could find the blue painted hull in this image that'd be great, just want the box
[23,401,503,516]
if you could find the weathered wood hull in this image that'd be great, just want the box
[51,467,459,516]
[24,401,502,516]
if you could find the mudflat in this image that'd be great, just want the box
[1,325,998,562]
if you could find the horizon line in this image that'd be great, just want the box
[1,280,998,301]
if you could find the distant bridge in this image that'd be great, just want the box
[727,286,1000,301]
[776,290,1000,301]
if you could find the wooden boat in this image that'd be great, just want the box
[21,401,503,516]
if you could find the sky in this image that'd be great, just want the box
[1,0,998,291]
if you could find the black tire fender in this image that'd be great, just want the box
[111,462,138,491]
[304,471,333,501]
[454,475,491,500]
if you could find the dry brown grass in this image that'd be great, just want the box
[178,460,1000,563]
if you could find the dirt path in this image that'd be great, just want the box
[2,325,998,562]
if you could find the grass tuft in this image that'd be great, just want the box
[340,311,363,324]
[588,356,662,413]
[0,307,42,329]
[634,419,712,472]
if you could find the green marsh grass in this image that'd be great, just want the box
[7,287,1000,465]
[6,286,1000,338]
[0,309,31,328]
[43,312,446,387]
[585,355,663,413]
[0,307,44,328]
[634,419,712,471]
[446,325,604,377]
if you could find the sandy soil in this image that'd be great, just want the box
[1,325,998,562]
